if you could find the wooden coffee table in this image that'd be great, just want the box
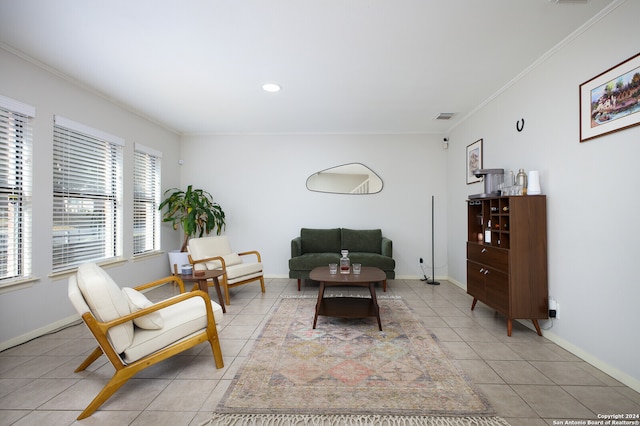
[310,266,386,331]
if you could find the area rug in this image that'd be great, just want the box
[206,297,503,426]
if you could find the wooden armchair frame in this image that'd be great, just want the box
[71,275,224,420]
[189,250,265,305]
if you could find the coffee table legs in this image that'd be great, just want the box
[313,281,326,329]
[368,282,382,331]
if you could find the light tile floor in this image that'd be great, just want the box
[1,278,638,425]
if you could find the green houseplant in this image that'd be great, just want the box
[159,185,226,252]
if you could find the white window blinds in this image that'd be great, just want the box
[0,96,34,283]
[52,116,123,271]
[133,144,161,255]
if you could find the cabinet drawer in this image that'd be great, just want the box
[485,268,509,315]
[466,260,485,299]
[467,243,508,272]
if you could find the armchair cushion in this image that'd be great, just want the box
[122,287,164,330]
[76,263,133,353]
[122,296,209,363]
[226,263,263,282]
[199,253,243,270]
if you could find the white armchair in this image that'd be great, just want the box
[188,235,265,304]
[67,262,224,420]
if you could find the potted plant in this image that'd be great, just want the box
[159,185,226,258]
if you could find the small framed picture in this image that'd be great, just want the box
[466,139,483,184]
[579,53,640,142]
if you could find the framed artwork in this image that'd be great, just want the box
[466,139,483,184]
[579,53,640,142]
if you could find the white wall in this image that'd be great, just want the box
[179,133,448,279]
[0,48,182,348]
[446,1,640,390]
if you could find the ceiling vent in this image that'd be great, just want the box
[435,113,455,120]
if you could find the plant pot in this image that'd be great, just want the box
[167,250,190,274]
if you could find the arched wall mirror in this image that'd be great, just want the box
[306,163,383,194]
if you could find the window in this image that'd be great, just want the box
[0,96,34,284]
[52,116,123,271]
[133,144,161,255]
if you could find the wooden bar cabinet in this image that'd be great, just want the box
[467,195,548,336]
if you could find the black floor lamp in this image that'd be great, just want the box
[424,195,440,285]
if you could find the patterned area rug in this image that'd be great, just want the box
[208,297,499,425]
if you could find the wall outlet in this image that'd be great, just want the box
[548,298,559,319]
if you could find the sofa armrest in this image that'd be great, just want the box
[381,237,393,257]
[291,237,302,257]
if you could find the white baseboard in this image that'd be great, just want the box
[0,314,81,352]
[539,328,640,393]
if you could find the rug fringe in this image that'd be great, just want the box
[201,414,511,426]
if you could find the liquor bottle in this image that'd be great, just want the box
[340,250,351,274]
[484,220,492,244]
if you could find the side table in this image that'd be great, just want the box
[177,269,226,313]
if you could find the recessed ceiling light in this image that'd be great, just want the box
[262,83,281,93]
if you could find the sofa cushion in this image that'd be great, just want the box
[76,263,134,354]
[341,228,382,254]
[289,253,341,271]
[121,295,222,363]
[300,228,341,254]
[349,252,396,272]
[122,287,164,330]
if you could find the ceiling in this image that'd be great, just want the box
[0,0,615,135]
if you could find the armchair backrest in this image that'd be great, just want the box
[68,274,90,315]
[69,263,134,353]
[188,236,242,270]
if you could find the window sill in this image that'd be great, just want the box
[49,257,128,280]
[0,277,39,294]
[132,251,164,262]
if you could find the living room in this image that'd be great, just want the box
[0,0,638,420]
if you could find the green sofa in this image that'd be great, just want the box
[289,228,395,291]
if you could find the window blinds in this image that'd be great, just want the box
[52,116,123,271]
[0,96,34,282]
[133,144,161,255]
